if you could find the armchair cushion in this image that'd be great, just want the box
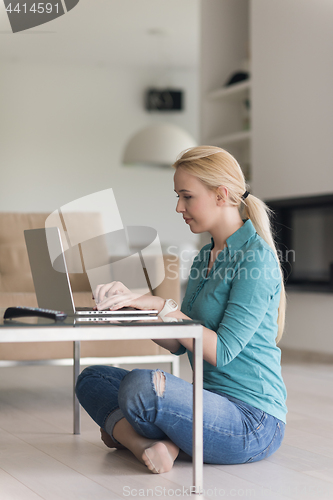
[0,213,180,361]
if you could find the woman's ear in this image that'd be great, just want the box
[216,186,228,205]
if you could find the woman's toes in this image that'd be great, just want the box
[142,452,159,473]
[142,442,175,474]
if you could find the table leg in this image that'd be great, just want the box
[73,341,81,435]
[193,333,203,493]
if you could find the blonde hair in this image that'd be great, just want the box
[173,146,286,343]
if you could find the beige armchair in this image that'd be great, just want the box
[0,213,180,372]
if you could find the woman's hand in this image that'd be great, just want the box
[93,281,184,355]
[93,281,164,312]
[94,281,131,306]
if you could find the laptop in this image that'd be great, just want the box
[24,227,158,319]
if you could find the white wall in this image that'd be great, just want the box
[0,61,200,250]
[251,0,333,200]
[283,292,333,354]
[251,0,333,354]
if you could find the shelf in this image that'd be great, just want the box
[207,80,251,102]
[209,130,251,147]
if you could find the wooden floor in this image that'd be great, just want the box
[0,357,333,500]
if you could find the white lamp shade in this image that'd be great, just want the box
[123,123,197,167]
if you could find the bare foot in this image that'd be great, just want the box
[113,418,179,473]
[142,441,179,474]
[100,428,126,450]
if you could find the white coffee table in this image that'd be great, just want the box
[0,313,203,491]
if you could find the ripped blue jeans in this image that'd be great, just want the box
[75,366,285,464]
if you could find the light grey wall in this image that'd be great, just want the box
[251,0,333,200]
[251,0,333,354]
[0,61,200,250]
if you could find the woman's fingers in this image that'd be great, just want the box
[94,283,108,303]
[98,283,116,303]
[96,293,134,311]
[94,282,129,303]
[97,296,129,311]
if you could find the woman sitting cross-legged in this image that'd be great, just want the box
[75,145,287,474]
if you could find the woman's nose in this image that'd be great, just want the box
[176,199,184,213]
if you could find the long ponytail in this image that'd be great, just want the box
[173,146,286,343]
[240,194,286,343]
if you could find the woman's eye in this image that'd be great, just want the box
[175,195,192,200]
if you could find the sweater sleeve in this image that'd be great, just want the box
[172,344,187,356]
[215,248,281,368]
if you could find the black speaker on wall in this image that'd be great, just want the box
[145,89,183,111]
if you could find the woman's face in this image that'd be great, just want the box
[174,167,220,234]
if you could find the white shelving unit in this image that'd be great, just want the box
[209,129,251,148]
[207,79,251,102]
[200,0,251,181]
[207,79,251,148]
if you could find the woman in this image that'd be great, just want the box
[75,146,287,474]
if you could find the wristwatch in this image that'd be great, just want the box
[159,299,178,320]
